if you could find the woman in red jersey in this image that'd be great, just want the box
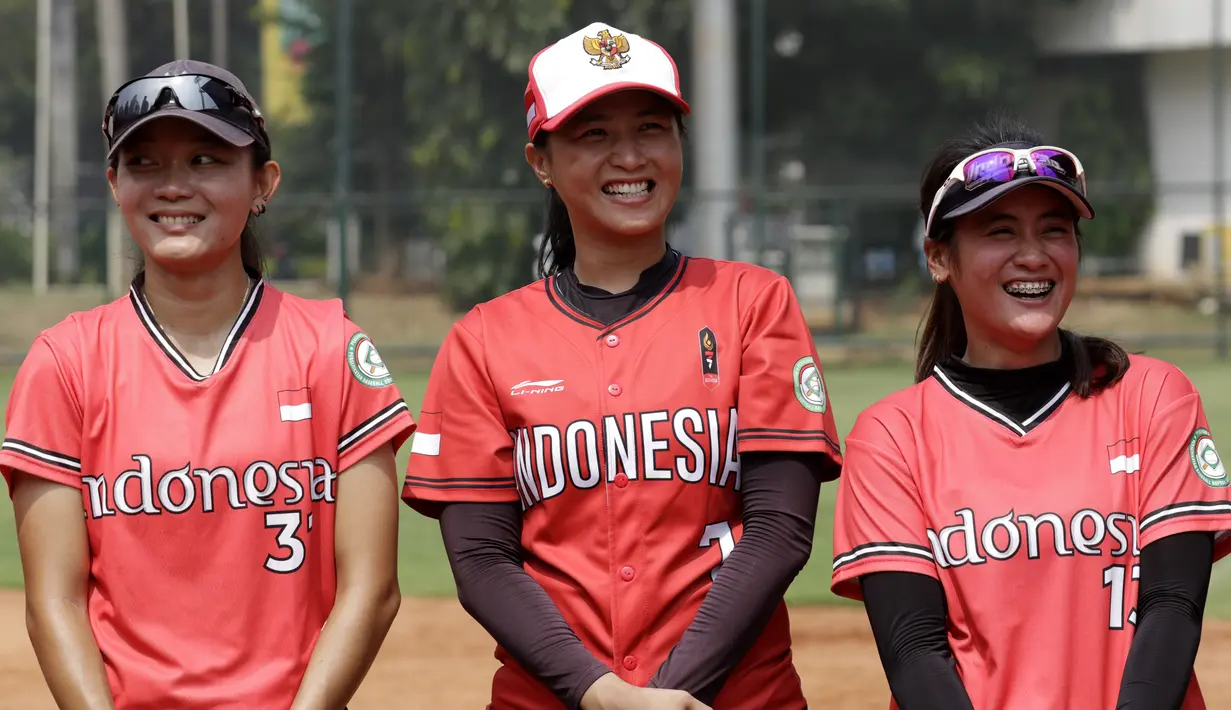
[0,60,414,710]
[830,112,1231,710]
[401,21,842,710]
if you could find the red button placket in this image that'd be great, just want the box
[599,329,644,681]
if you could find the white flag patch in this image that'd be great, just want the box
[410,433,441,456]
[1107,437,1141,475]
[279,388,313,422]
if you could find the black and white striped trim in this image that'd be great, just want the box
[932,366,1070,437]
[129,277,264,382]
[338,399,410,455]
[832,541,935,573]
[1140,500,1231,532]
[1,438,81,473]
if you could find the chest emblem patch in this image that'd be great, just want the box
[347,332,393,388]
[1190,427,1228,488]
[793,355,826,414]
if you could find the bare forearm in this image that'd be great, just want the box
[27,600,116,710]
[290,586,401,710]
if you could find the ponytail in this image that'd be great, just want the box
[239,217,265,277]
[536,187,576,278]
[915,281,965,384]
[1061,328,1130,397]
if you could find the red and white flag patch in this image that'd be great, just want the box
[278,388,313,422]
[1107,437,1141,475]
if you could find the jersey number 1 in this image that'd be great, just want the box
[265,511,307,574]
[699,521,736,582]
[1103,563,1140,630]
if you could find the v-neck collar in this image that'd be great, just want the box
[129,270,265,382]
[545,251,688,339]
[931,365,1071,437]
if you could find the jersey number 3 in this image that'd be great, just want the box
[699,521,736,582]
[265,510,308,574]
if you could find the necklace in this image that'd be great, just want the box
[142,275,256,325]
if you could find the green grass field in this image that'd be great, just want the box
[2,355,1231,616]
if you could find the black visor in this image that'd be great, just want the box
[103,71,267,160]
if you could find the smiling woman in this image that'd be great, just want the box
[0,60,415,709]
[401,21,844,710]
[829,113,1231,710]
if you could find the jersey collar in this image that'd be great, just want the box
[128,268,265,382]
[546,248,687,338]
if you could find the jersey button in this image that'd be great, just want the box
[605,333,620,348]
[623,655,638,671]
[614,472,629,488]
[607,383,622,396]
[620,565,635,582]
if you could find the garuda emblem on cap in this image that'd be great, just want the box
[583,29,631,70]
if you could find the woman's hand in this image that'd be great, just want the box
[580,673,713,710]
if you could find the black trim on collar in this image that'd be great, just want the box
[931,365,1071,437]
[129,269,264,381]
[545,250,688,338]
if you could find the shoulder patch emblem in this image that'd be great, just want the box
[792,356,826,414]
[347,331,393,388]
[1190,427,1227,487]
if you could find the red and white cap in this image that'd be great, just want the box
[524,22,689,141]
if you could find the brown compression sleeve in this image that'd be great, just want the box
[647,451,832,703]
[439,501,612,709]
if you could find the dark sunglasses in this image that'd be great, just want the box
[102,74,267,147]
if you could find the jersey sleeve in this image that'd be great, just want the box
[734,275,842,470]
[1135,368,1231,560]
[400,315,520,516]
[830,409,939,601]
[335,319,416,473]
[0,335,84,491]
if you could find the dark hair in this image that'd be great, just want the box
[915,111,1129,396]
[533,109,687,279]
[109,136,270,277]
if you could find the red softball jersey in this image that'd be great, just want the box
[0,278,415,709]
[401,256,843,710]
[830,354,1231,710]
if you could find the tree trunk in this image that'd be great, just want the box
[51,0,79,284]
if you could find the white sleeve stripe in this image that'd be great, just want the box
[1,439,82,472]
[337,400,410,454]
[1140,500,1231,530]
[832,542,934,572]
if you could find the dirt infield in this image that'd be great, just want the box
[2,591,1231,708]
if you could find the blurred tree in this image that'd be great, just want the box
[285,0,691,311]
[0,0,1160,295]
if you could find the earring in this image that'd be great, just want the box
[254,198,267,215]
[932,272,944,284]
[543,179,553,189]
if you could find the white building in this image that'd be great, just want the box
[1036,0,1231,284]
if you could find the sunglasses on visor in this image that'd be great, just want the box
[924,146,1088,237]
[102,74,266,146]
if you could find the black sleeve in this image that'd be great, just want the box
[859,571,974,710]
[1115,531,1214,710]
[438,502,611,710]
[648,451,830,704]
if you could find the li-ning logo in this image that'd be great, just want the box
[511,379,565,396]
[583,29,631,69]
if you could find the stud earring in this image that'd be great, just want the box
[932,272,944,284]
